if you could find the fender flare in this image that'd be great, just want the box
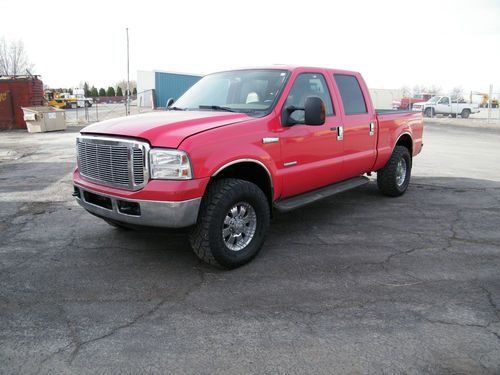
[212,158,274,190]
[393,131,414,155]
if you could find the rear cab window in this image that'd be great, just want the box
[334,74,367,115]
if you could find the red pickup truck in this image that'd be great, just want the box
[73,66,423,268]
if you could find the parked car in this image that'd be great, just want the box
[412,96,480,118]
[73,66,424,268]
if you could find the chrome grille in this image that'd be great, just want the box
[132,148,145,185]
[76,136,149,190]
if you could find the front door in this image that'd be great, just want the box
[435,96,451,114]
[279,72,344,198]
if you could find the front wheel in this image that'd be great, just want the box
[377,146,412,197]
[189,178,270,269]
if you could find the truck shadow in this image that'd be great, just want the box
[0,162,74,192]
[1,175,499,324]
[270,176,500,245]
[87,175,500,271]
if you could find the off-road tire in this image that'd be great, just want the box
[189,178,270,269]
[461,109,470,119]
[377,146,412,197]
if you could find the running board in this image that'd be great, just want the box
[274,176,370,213]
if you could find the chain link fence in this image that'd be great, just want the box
[421,89,500,124]
[61,87,500,126]
[65,89,155,125]
[371,87,500,125]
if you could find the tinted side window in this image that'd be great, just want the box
[284,73,334,123]
[334,74,367,115]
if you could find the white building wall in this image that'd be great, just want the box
[137,70,156,108]
[369,88,403,110]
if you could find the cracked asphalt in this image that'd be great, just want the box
[1,122,500,374]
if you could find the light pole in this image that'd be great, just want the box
[126,27,130,116]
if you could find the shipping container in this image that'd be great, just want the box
[0,76,44,129]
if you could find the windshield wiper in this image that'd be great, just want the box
[168,106,185,111]
[198,105,235,112]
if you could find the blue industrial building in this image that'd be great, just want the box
[137,70,202,108]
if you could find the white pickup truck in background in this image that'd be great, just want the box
[412,96,480,118]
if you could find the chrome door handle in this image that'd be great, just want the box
[262,137,279,144]
[369,122,375,136]
[337,126,344,141]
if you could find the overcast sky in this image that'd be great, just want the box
[1,0,499,94]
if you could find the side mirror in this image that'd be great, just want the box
[304,96,325,125]
[166,98,174,108]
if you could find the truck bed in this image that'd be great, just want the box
[375,109,413,115]
[373,110,424,171]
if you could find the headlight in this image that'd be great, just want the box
[149,149,192,179]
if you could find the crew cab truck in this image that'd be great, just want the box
[412,95,480,118]
[73,66,423,269]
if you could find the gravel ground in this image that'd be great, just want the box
[0,122,499,374]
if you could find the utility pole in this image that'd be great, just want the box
[126,27,130,116]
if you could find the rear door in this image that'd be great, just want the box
[279,70,344,198]
[332,73,377,178]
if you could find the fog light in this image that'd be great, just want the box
[117,200,141,216]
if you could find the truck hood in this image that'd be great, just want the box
[81,110,253,148]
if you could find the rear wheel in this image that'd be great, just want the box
[424,107,434,117]
[461,109,470,119]
[189,178,270,269]
[377,146,412,197]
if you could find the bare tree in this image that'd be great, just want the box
[116,79,137,95]
[400,85,411,98]
[0,38,8,74]
[450,86,464,101]
[412,85,426,97]
[0,37,34,76]
[428,85,442,96]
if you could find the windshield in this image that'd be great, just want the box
[173,69,289,116]
[428,97,440,104]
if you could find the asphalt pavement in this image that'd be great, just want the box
[0,122,499,374]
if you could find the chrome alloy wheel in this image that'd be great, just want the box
[396,159,407,186]
[222,202,257,251]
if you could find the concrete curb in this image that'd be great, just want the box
[424,117,500,130]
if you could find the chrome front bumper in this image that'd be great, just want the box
[74,185,201,228]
